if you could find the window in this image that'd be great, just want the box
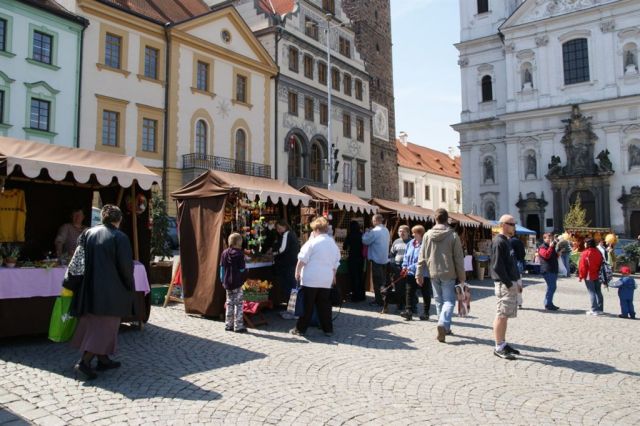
[456,190,461,204]
[195,120,207,156]
[356,161,365,191]
[356,117,364,142]
[288,91,298,116]
[563,38,589,85]
[320,102,328,125]
[343,74,352,96]
[403,181,414,198]
[288,46,299,72]
[141,118,157,152]
[343,113,351,138]
[0,19,6,52]
[236,74,247,103]
[104,33,121,69]
[355,79,363,100]
[305,17,319,40]
[303,54,313,79]
[322,0,335,14]
[331,67,340,90]
[477,0,489,14]
[33,31,52,64]
[29,98,50,131]
[339,37,351,58]
[197,61,209,91]
[144,46,159,80]
[288,138,302,178]
[481,75,493,102]
[318,62,327,85]
[304,96,314,121]
[0,90,4,124]
[310,143,322,182]
[235,129,246,172]
[441,188,447,202]
[424,185,431,200]
[101,110,118,146]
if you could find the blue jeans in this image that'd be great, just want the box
[431,278,456,330]
[620,296,635,318]
[584,280,603,312]
[562,253,570,276]
[542,272,558,308]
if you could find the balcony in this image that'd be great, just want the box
[182,153,271,178]
[288,176,325,190]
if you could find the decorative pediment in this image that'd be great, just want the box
[480,143,496,153]
[516,49,535,60]
[618,28,640,40]
[623,124,640,134]
[502,0,619,29]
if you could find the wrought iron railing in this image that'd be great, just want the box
[182,153,271,178]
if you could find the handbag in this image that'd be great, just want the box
[48,295,78,342]
[286,287,299,314]
[63,231,87,292]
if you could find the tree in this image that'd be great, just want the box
[563,194,590,229]
[150,192,172,260]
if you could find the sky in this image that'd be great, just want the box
[390,0,461,154]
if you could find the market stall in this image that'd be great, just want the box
[171,170,310,318]
[0,137,157,338]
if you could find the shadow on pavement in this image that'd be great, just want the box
[521,354,640,377]
[0,323,267,400]
[0,407,29,425]
[447,333,560,354]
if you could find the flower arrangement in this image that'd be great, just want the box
[0,244,20,267]
[242,279,272,302]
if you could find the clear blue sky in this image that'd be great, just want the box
[390,0,461,153]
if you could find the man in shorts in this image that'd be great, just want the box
[490,214,521,360]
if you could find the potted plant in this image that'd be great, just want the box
[1,244,20,268]
[149,192,174,284]
[618,242,640,273]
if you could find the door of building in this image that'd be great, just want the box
[526,214,540,239]
[631,211,640,238]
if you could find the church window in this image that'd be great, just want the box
[481,75,493,102]
[562,38,590,85]
[477,0,489,14]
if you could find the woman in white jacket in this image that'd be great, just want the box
[290,217,341,337]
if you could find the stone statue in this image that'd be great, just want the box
[625,50,636,68]
[523,67,533,89]
[484,158,494,183]
[547,155,562,176]
[526,153,537,177]
[560,105,598,175]
[629,144,640,169]
[596,149,613,173]
[486,203,496,221]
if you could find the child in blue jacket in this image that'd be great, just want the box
[617,266,636,319]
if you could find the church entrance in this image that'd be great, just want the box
[631,211,640,238]
[570,190,596,227]
[617,186,640,238]
[526,214,540,238]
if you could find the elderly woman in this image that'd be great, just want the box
[400,225,432,321]
[55,208,87,260]
[290,217,341,337]
[70,205,135,380]
[578,238,605,316]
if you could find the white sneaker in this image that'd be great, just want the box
[593,311,604,316]
[586,311,596,316]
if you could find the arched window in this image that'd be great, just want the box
[288,136,303,178]
[309,143,323,182]
[481,75,493,102]
[235,129,246,174]
[562,38,589,85]
[195,120,207,157]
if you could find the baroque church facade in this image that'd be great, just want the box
[453,0,640,238]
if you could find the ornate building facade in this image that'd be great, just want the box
[453,0,640,237]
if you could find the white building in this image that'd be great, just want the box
[206,0,373,198]
[0,0,87,146]
[396,132,462,213]
[453,0,640,238]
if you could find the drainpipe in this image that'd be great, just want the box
[273,20,283,180]
[75,25,86,148]
[162,24,171,199]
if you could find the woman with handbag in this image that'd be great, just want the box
[578,238,605,316]
[290,217,341,337]
[69,205,135,380]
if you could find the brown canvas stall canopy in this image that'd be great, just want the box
[300,186,377,215]
[171,170,311,317]
[0,136,160,337]
[369,198,434,223]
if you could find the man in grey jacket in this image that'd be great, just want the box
[417,208,466,343]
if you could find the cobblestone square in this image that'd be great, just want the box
[1,275,638,425]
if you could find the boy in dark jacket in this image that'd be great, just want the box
[220,233,248,332]
[617,266,636,319]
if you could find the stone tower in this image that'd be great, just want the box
[342,0,398,201]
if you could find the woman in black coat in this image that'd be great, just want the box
[70,204,135,380]
[272,219,300,303]
[343,220,365,302]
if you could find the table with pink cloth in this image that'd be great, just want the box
[0,261,150,300]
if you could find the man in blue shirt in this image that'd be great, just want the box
[362,214,390,306]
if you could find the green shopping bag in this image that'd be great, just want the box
[48,295,78,342]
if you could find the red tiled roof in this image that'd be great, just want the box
[396,139,461,180]
[257,0,297,17]
[99,0,210,24]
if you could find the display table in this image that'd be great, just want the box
[0,262,150,338]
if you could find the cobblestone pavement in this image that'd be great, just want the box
[1,275,639,425]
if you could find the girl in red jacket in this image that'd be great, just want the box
[578,238,605,315]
